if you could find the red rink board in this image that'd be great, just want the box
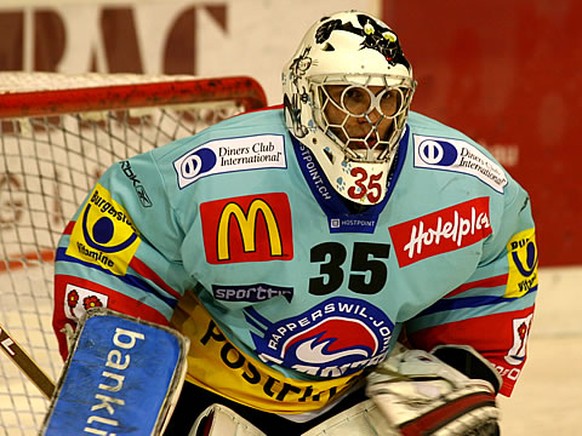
[383,0,582,266]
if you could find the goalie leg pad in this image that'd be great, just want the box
[189,404,266,436]
[42,309,189,436]
[301,400,399,436]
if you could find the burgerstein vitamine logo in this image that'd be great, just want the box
[413,135,508,193]
[66,184,140,275]
[174,134,286,189]
[246,297,393,378]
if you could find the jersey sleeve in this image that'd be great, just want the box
[52,151,192,359]
[404,180,538,396]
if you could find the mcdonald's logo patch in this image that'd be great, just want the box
[200,193,293,264]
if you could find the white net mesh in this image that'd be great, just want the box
[0,73,266,435]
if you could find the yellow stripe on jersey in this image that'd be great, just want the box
[171,292,364,414]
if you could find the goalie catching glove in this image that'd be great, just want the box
[191,345,502,436]
[365,344,502,435]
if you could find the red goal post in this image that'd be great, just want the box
[0,72,267,435]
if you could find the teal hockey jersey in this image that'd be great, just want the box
[53,107,537,414]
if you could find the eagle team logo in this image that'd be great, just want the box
[66,184,140,275]
[246,297,393,378]
[200,193,293,264]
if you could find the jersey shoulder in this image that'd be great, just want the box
[408,111,483,146]
[151,106,287,162]
[405,111,523,197]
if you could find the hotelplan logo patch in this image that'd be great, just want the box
[174,134,286,189]
[389,197,492,267]
[413,135,508,193]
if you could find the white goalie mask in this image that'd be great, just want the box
[283,11,416,205]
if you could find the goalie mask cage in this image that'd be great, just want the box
[0,72,267,435]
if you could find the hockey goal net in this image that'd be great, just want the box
[0,72,267,435]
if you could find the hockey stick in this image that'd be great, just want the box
[0,322,56,399]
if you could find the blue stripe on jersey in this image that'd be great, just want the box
[243,306,271,333]
[55,247,177,309]
[417,289,538,316]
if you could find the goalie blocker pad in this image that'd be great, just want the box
[42,309,189,436]
[432,345,502,394]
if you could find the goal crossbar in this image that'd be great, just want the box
[0,74,267,118]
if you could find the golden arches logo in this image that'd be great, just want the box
[217,199,282,261]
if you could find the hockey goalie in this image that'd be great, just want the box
[51,10,537,435]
